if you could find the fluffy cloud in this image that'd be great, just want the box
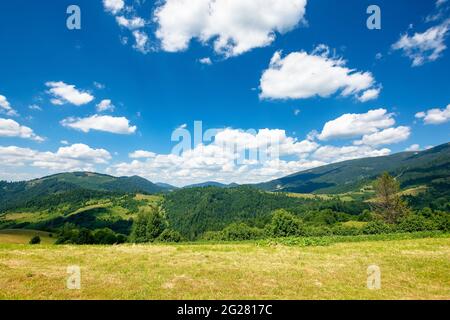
[132,30,150,53]
[107,127,394,186]
[313,145,391,163]
[199,57,212,65]
[153,0,307,57]
[318,109,395,141]
[406,144,421,152]
[392,19,450,66]
[103,0,124,14]
[0,95,19,116]
[107,128,322,185]
[213,128,318,157]
[353,126,411,147]
[415,104,450,124]
[96,99,115,112]
[61,115,137,134]
[46,81,94,106]
[357,88,381,102]
[116,16,145,30]
[0,118,44,142]
[129,150,156,159]
[0,143,111,172]
[259,46,379,101]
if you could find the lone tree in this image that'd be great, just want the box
[372,172,409,223]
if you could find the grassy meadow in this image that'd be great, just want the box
[0,229,55,245]
[1,235,449,300]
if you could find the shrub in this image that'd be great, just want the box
[201,231,223,241]
[75,228,95,244]
[221,223,264,241]
[358,210,375,222]
[331,225,362,236]
[396,215,435,233]
[267,209,305,238]
[130,207,167,243]
[29,235,41,245]
[116,234,128,244]
[362,220,392,235]
[93,228,118,245]
[157,229,183,243]
[303,226,333,237]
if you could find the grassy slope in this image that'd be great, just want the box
[0,236,449,300]
[0,229,55,245]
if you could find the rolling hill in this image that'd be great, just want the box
[0,172,169,212]
[255,142,450,194]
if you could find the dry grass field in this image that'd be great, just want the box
[0,236,449,300]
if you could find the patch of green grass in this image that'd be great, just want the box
[0,236,449,299]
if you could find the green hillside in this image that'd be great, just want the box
[163,186,367,239]
[1,144,449,240]
[0,172,168,212]
[256,142,450,194]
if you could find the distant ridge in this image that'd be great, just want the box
[255,142,450,194]
[184,181,239,189]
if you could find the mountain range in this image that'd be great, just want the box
[0,142,449,212]
[256,142,450,194]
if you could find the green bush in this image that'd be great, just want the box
[116,234,128,244]
[56,224,125,245]
[303,226,333,237]
[362,220,392,235]
[267,209,305,238]
[157,229,183,243]
[93,228,119,245]
[396,215,435,233]
[358,210,375,222]
[130,207,167,243]
[331,225,361,236]
[29,235,41,245]
[220,223,264,241]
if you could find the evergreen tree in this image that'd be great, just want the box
[372,172,410,223]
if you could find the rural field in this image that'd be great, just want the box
[1,234,449,300]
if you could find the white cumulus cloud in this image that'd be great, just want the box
[61,115,137,134]
[116,16,146,30]
[46,81,94,106]
[318,109,395,141]
[259,45,379,101]
[0,118,44,142]
[129,150,157,159]
[153,0,308,57]
[103,0,124,14]
[96,99,115,112]
[353,126,411,147]
[313,145,391,163]
[406,144,421,152]
[0,95,19,116]
[392,19,450,66]
[0,143,111,172]
[415,104,450,124]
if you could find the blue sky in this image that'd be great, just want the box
[0,0,449,186]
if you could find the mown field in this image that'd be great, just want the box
[0,235,449,300]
